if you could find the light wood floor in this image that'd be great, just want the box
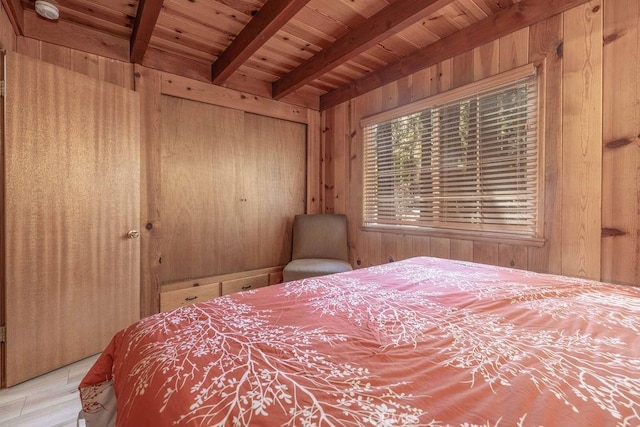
[0,354,99,427]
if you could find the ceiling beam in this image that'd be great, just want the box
[271,0,456,100]
[211,0,310,85]
[320,0,590,110]
[1,0,24,36]
[130,0,164,63]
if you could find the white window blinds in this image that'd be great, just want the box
[362,65,540,237]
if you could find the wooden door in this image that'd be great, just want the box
[2,53,141,386]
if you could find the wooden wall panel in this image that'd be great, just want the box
[306,109,323,214]
[0,4,16,52]
[409,66,435,101]
[435,59,453,93]
[450,240,473,262]
[473,242,499,265]
[362,232,383,268]
[430,238,451,259]
[561,1,602,280]
[381,233,397,264]
[452,51,474,87]
[396,234,414,261]
[22,10,129,62]
[346,93,367,264]
[15,37,134,90]
[324,102,348,214]
[321,1,639,284]
[411,235,431,257]
[527,14,564,275]
[601,0,640,286]
[499,28,529,71]
[499,244,528,269]
[334,103,352,216]
[474,41,499,80]
[349,90,382,267]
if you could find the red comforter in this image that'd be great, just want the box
[80,257,640,426]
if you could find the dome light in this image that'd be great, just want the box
[35,0,60,20]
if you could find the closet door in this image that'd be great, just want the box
[159,96,306,283]
[243,113,307,269]
[3,53,141,386]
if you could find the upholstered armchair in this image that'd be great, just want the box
[283,214,353,282]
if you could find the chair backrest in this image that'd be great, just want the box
[291,214,349,261]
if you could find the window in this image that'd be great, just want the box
[362,64,542,242]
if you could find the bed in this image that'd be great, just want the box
[79,256,640,426]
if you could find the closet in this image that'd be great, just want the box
[160,95,307,284]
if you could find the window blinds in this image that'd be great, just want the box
[363,70,539,236]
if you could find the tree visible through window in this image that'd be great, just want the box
[363,66,540,238]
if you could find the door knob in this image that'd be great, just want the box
[127,230,140,239]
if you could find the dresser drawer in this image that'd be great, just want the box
[160,283,221,312]
[221,274,269,296]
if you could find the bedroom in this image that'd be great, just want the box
[0,0,638,425]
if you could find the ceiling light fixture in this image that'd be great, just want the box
[35,0,60,20]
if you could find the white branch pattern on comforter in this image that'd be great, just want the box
[80,257,640,427]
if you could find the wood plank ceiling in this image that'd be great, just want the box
[6,0,587,110]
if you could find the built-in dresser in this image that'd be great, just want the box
[160,266,284,312]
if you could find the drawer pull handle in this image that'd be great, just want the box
[241,285,252,290]
[185,296,198,301]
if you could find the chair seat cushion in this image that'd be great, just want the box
[283,258,353,282]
